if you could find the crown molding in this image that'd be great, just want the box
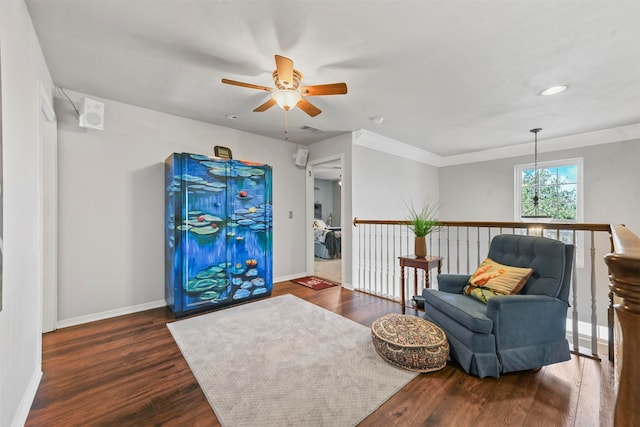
[439,123,640,166]
[352,129,443,166]
[351,124,640,168]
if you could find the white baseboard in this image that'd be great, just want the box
[56,275,347,329]
[11,369,42,427]
[57,299,167,329]
[274,273,308,283]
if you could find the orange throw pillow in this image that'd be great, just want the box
[463,258,533,304]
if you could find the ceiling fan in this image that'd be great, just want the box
[221,55,348,117]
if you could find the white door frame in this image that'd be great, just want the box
[305,154,344,279]
[39,83,58,333]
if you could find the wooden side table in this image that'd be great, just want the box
[398,255,443,313]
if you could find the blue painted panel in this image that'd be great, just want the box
[165,153,273,316]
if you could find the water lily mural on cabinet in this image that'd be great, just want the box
[165,153,273,317]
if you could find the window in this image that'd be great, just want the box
[515,158,583,221]
[515,157,584,267]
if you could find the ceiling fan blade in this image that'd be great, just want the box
[299,83,348,96]
[253,98,277,112]
[274,55,294,86]
[297,98,321,117]
[221,78,272,92]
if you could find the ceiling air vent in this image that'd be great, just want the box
[301,125,323,133]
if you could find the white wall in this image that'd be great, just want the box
[307,129,441,289]
[332,181,342,227]
[55,89,307,324]
[352,143,439,220]
[0,1,54,425]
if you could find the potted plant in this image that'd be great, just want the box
[406,199,440,258]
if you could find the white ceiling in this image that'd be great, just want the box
[26,0,640,157]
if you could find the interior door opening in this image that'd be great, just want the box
[310,159,342,284]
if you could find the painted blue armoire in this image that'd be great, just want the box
[165,153,273,317]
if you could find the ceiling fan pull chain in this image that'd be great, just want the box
[284,109,289,140]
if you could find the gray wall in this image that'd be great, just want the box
[55,89,307,324]
[313,179,334,222]
[313,178,341,227]
[0,1,54,425]
[439,138,640,326]
[439,139,640,229]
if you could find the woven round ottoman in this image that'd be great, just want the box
[371,314,449,373]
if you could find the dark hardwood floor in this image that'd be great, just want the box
[26,282,615,426]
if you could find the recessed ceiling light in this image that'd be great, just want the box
[371,116,384,124]
[540,85,568,96]
[226,114,239,119]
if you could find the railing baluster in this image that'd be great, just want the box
[466,227,470,273]
[391,224,396,299]
[571,230,579,352]
[477,227,481,266]
[456,226,460,274]
[362,224,366,294]
[361,224,365,291]
[362,224,367,294]
[438,229,441,267]
[487,227,491,255]
[374,224,378,295]
[367,224,372,295]
[446,227,451,273]
[590,231,598,356]
[357,223,362,292]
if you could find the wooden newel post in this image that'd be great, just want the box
[604,225,640,427]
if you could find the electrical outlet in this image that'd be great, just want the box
[289,211,293,219]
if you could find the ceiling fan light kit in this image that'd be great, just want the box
[222,55,348,138]
[272,89,302,111]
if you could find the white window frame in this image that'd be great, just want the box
[514,157,583,221]
[514,157,584,267]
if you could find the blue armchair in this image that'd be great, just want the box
[422,234,574,378]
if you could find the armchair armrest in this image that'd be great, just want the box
[436,274,471,294]
[487,295,569,349]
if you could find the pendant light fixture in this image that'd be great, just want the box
[522,128,552,220]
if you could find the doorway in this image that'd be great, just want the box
[309,158,342,284]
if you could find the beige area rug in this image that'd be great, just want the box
[167,294,418,427]
[314,257,342,283]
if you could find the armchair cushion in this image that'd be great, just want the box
[437,274,471,294]
[487,295,569,347]
[423,289,493,334]
[488,235,567,299]
[463,258,533,303]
